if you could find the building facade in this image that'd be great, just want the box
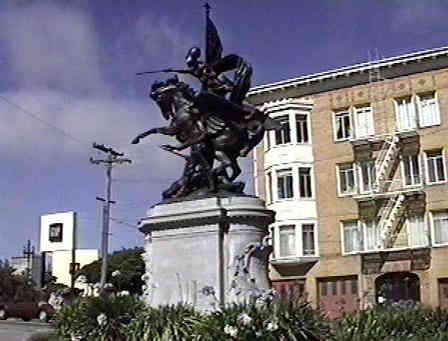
[249,47,448,318]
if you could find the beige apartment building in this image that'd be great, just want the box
[249,47,448,318]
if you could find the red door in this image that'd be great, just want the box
[272,280,305,302]
[318,276,359,319]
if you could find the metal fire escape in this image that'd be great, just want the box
[368,53,408,249]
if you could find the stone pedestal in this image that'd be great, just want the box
[139,195,274,311]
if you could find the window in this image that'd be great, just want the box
[402,155,421,186]
[343,221,362,253]
[338,163,356,195]
[396,96,417,131]
[354,105,374,138]
[275,115,291,145]
[425,150,446,184]
[417,92,440,127]
[298,167,313,198]
[296,114,309,143]
[334,110,352,140]
[433,211,448,245]
[279,225,296,257]
[396,92,441,131]
[277,169,294,199]
[331,281,337,295]
[302,224,315,255]
[359,161,376,193]
[49,223,63,243]
[321,282,328,296]
[408,215,428,247]
[364,220,381,251]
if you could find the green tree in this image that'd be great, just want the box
[0,259,40,302]
[77,247,145,294]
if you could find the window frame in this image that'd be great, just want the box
[341,220,362,255]
[395,95,417,131]
[272,222,319,259]
[278,224,297,258]
[401,154,422,187]
[333,109,353,142]
[295,113,310,144]
[416,91,441,128]
[337,162,357,196]
[431,210,448,247]
[302,223,316,256]
[298,167,313,199]
[358,160,377,194]
[354,105,375,138]
[276,168,294,200]
[424,149,447,185]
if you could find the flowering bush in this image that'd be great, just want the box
[192,300,333,341]
[126,303,202,341]
[55,294,144,341]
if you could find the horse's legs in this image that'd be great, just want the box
[214,151,242,183]
[214,151,232,182]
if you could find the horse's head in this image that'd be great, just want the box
[150,76,196,120]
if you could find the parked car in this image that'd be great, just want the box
[0,301,55,322]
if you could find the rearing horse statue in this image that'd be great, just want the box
[132,76,279,200]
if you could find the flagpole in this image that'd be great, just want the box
[204,2,211,62]
[203,2,211,93]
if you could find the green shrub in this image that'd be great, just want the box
[333,302,448,341]
[55,294,145,341]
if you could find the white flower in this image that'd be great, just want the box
[93,282,101,289]
[223,325,238,337]
[104,283,114,289]
[118,290,130,296]
[111,270,121,277]
[378,296,386,303]
[96,313,107,326]
[237,313,252,326]
[266,321,278,331]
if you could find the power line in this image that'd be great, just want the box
[0,94,88,147]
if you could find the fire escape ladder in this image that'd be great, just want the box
[379,194,406,249]
[374,134,400,192]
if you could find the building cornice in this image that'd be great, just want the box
[248,46,448,105]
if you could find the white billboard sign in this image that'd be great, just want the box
[40,211,76,252]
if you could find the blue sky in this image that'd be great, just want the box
[0,0,447,260]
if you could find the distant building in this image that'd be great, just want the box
[10,255,42,288]
[249,46,448,318]
[40,211,98,288]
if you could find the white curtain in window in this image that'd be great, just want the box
[419,94,440,127]
[365,221,380,250]
[408,215,428,247]
[397,98,417,131]
[279,225,296,257]
[355,106,374,138]
[344,222,361,253]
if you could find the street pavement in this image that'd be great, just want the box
[0,319,53,341]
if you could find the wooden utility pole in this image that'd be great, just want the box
[90,143,131,289]
[23,240,35,280]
